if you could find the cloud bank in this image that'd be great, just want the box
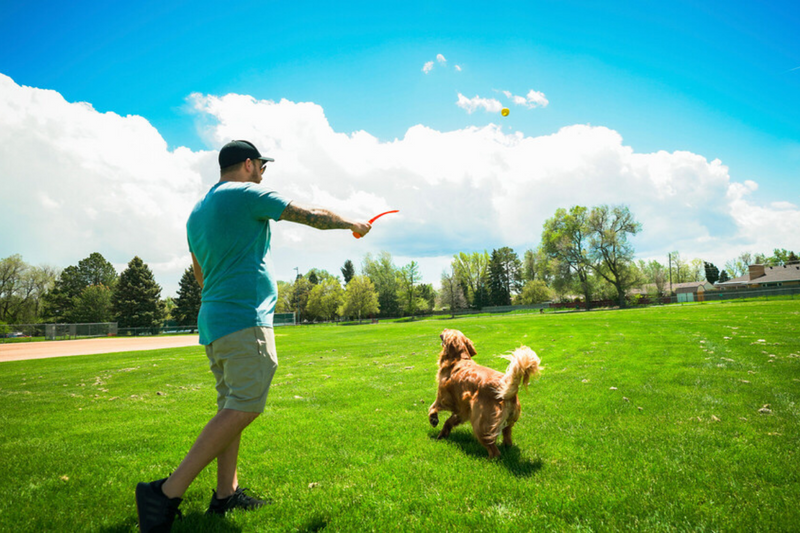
[1,73,798,297]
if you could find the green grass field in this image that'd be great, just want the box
[1,300,799,532]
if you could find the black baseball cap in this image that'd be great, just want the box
[218,140,275,169]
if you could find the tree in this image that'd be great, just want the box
[173,265,202,327]
[638,259,668,296]
[71,284,114,323]
[439,267,467,318]
[586,205,642,307]
[719,270,731,283]
[452,251,491,309]
[76,252,118,288]
[514,280,553,305]
[398,261,422,317]
[339,275,380,323]
[704,262,720,284]
[0,255,57,324]
[362,251,401,317]
[291,276,313,323]
[111,256,164,329]
[542,206,594,309]
[522,247,552,284]
[418,284,437,312]
[488,247,522,306]
[341,260,355,284]
[306,278,345,322]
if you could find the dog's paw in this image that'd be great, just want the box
[429,413,439,427]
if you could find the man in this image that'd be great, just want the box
[135,140,371,532]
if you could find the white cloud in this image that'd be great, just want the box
[436,54,447,65]
[1,73,798,296]
[501,88,549,108]
[455,65,462,72]
[422,61,434,74]
[525,89,548,107]
[455,93,503,114]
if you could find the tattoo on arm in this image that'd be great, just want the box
[280,202,354,230]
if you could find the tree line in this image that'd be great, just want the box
[2,204,796,326]
[0,253,168,329]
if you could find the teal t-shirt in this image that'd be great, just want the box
[187,181,291,345]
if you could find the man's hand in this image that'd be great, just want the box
[352,222,371,238]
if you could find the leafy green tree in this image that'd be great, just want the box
[362,251,401,317]
[398,261,422,317]
[439,267,467,318]
[514,280,553,305]
[111,256,164,329]
[522,247,552,284]
[542,206,594,309]
[339,275,380,323]
[71,284,114,323]
[341,259,355,284]
[291,276,313,323]
[418,283,437,312]
[638,259,668,296]
[173,265,202,327]
[0,255,57,323]
[452,251,491,309]
[306,278,345,322]
[276,280,293,314]
[77,253,118,288]
[587,205,642,308]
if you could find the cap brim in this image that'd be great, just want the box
[258,157,275,162]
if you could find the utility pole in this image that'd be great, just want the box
[668,253,673,297]
[293,267,300,323]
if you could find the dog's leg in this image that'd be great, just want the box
[477,436,502,459]
[436,414,462,440]
[428,401,441,427]
[502,426,513,448]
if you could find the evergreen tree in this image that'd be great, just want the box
[341,259,355,284]
[704,262,720,284]
[173,265,202,327]
[719,270,731,283]
[488,250,510,306]
[112,256,164,329]
[42,265,84,322]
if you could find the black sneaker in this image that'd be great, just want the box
[135,478,183,532]
[205,487,269,515]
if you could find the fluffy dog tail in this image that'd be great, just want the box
[495,346,541,400]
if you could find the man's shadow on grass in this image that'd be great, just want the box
[428,429,543,478]
[99,511,243,533]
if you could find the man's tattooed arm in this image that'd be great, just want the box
[280,202,371,236]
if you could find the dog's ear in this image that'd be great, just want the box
[440,329,475,362]
[464,337,477,358]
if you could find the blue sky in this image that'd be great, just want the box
[1,0,798,295]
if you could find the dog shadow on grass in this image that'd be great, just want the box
[429,429,543,478]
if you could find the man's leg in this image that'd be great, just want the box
[215,432,242,499]
[161,409,258,499]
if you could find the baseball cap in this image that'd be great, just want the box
[218,140,275,169]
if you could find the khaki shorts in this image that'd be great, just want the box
[205,326,278,413]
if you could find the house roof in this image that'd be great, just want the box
[717,264,800,287]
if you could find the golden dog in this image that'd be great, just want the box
[428,329,541,458]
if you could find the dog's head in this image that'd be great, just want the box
[439,329,477,364]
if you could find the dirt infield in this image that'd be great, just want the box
[0,335,201,363]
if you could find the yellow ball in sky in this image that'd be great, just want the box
[501,108,510,117]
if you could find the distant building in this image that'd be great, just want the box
[716,264,800,290]
[672,281,715,302]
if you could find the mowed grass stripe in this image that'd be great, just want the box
[0,300,798,531]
